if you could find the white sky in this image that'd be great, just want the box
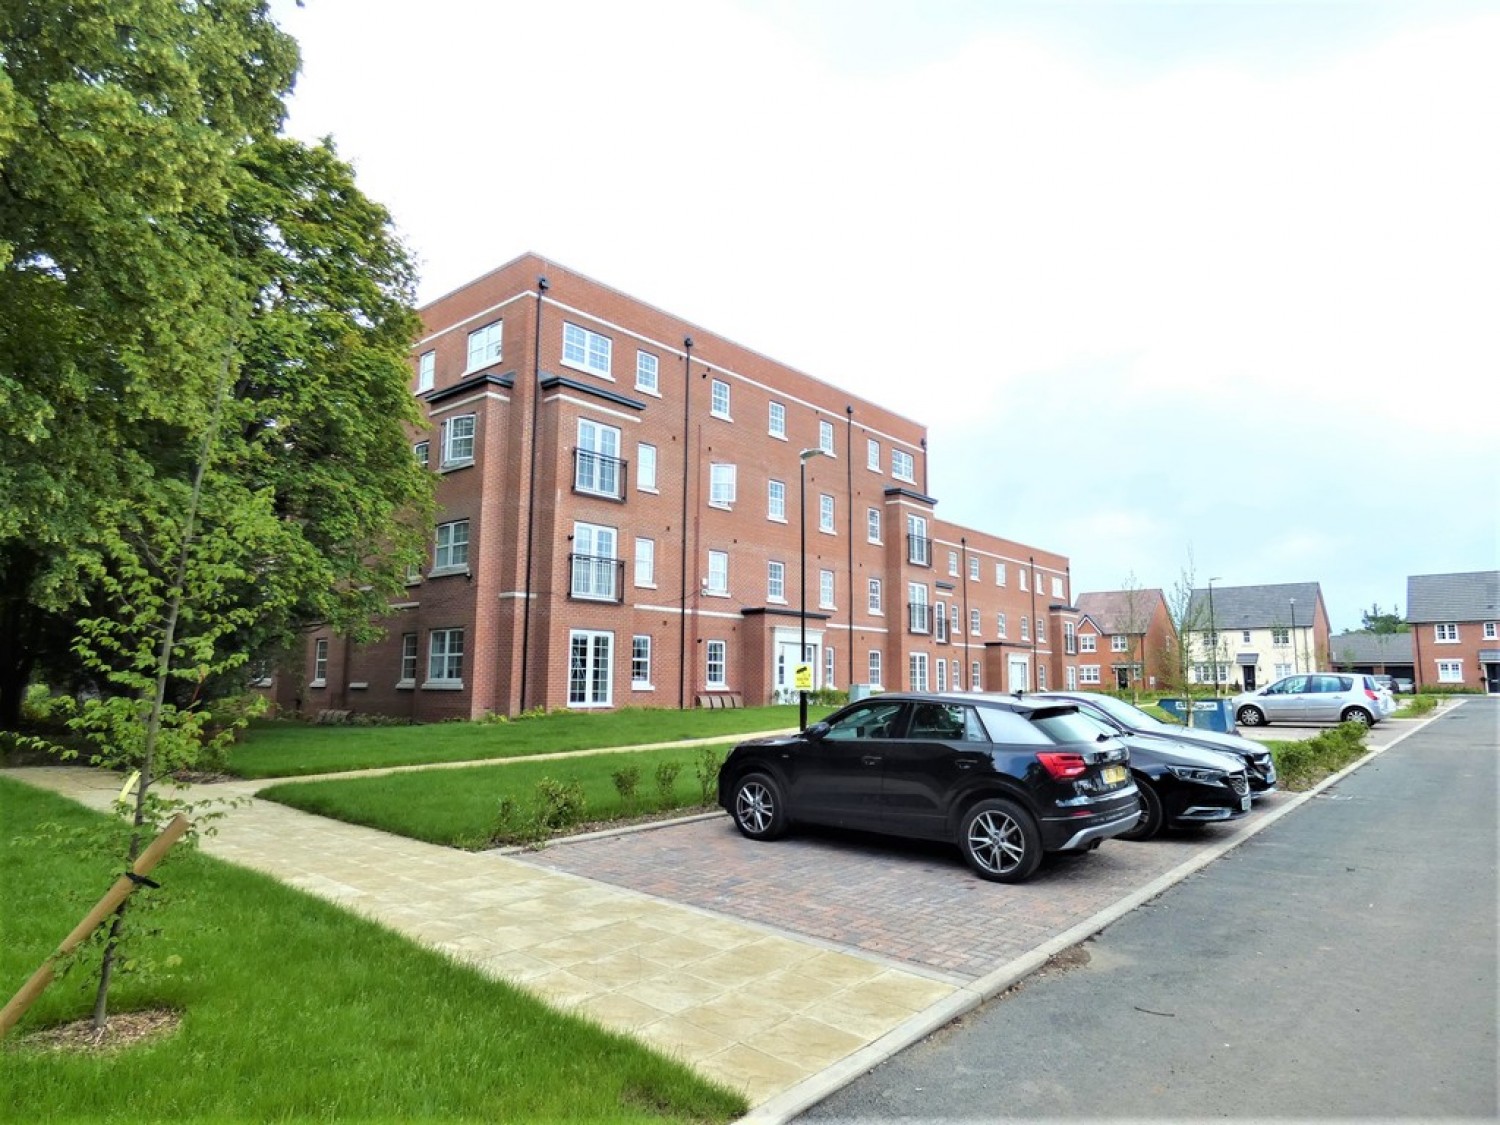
[270,0,1499,632]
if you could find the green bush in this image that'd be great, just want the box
[533,776,587,832]
[1399,694,1438,716]
[696,746,726,804]
[1270,721,1371,789]
[654,761,683,803]
[611,764,642,810]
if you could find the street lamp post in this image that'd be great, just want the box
[1207,577,1222,697]
[1289,598,1298,674]
[798,448,827,731]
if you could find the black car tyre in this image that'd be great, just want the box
[730,772,788,841]
[1117,776,1163,842]
[1237,705,1266,727]
[1340,707,1373,727]
[958,797,1042,883]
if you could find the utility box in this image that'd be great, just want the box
[849,683,877,702]
[1158,698,1237,733]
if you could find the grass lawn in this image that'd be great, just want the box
[224,704,803,778]
[259,742,740,848]
[0,778,747,1123]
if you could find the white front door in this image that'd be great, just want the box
[1008,656,1029,693]
[774,629,822,698]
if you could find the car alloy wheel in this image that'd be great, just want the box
[1341,707,1372,727]
[1118,777,1162,842]
[1236,705,1266,727]
[731,772,788,841]
[958,797,1042,883]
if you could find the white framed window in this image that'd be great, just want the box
[1242,630,1252,643]
[935,600,948,643]
[819,493,834,533]
[935,657,947,693]
[998,613,1007,638]
[867,507,881,543]
[434,519,470,572]
[1435,623,1458,642]
[1274,662,1293,679]
[768,560,786,602]
[1111,635,1129,652]
[824,646,835,691]
[634,536,655,588]
[769,401,786,438]
[970,609,981,636]
[868,650,883,688]
[948,551,959,576]
[995,563,1006,586]
[971,661,982,692]
[710,378,731,419]
[442,414,476,467]
[892,448,915,482]
[568,630,613,706]
[1037,665,1047,690]
[1019,569,1028,592]
[1020,616,1030,641]
[910,652,929,692]
[868,578,882,614]
[908,582,930,633]
[562,322,611,377]
[312,637,329,686]
[427,628,464,685]
[466,322,501,371]
[398,633,418,686]
[1486,622,1498,640]
[819,419,835,454]
[767,479,786,521]
[575,419,621,497]
[706,640,727,688]
[907,514,929,566]
[969,557,980,581]
[1081,633,1096,652]
[1079,665,1101,684]
[413,440,430,468]
[1066,666,1077,690]
[1272,627,1290,645]
[637,442,657,492]
[1437,660,1463,683]
[819,569,835,609]
[1064,622,1076,654]
[1052,577,1065,599]
[709,462,737,508]
[571,522,618,601]
[952,658,963,692]
[417,350,435,392]
[950,605,960,639]
[631,635,652,688]
[866,438,880,470]
[635,350,658,393]
[1037,618,1046,643]
[706,549,729,595]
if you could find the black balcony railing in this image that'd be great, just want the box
[573,449,626,500]
[908,602,931,634]
[907,534,930,566]
[569,554,625,603]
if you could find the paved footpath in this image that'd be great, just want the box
[3,706,1451,1123]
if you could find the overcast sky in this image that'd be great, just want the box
[269,0,1498,632]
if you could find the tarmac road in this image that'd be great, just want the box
[797,697,1499,1122]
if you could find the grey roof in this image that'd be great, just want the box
[1187,581,1325,630]
[1329,630,1413,663]
[1406,571,1500,623]
[1074,589,1166,634]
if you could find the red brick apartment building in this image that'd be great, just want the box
[286,254,1080,720]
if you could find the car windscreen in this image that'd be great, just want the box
[1025,706,1114,745]
[1081,693,1172,732]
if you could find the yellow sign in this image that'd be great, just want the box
[793,663,814,690]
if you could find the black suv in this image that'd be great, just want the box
[717,692,1140,883]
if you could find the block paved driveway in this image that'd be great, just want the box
[518,796,1288,984]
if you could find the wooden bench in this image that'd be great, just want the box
[695,693,744,710]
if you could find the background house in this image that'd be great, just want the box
[1329,631,1415,681]
[1407,570,1500,692]
[1186,581,1331,691]
[1073,589,1175,691]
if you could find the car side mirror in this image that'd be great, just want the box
[804,721,831,741]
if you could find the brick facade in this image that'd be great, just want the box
[282,254,1080,719]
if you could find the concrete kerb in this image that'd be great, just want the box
[738,703,1461,1125]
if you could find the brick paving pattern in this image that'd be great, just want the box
[518,794,1287,981]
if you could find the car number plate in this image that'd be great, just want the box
[1240,795,1251,811]
[1102,765,1127,785]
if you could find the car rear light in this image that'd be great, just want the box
[1365,689,1379,701]
[1038,751,1088,780]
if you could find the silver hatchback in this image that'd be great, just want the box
[1232,673,1385,727]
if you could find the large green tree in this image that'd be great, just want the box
[0,1,431,728]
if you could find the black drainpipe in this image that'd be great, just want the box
[1029,553,1038,684]
[961,536,969,689]
[845,404,854,689]
[678,337,693,711]
[518,275,548,712]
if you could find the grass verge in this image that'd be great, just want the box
[259,743,737,848]
[0,778,746,1123]
[1264,721,1372,790]
[223,705,801,778]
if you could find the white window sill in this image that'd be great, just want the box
[631,682,654,691]
[309,679,327,689]
[440,459,474,473]
[428,565,470,579]
[768,515,787,524]
[769,432,787,441]
[349,682,368,690]
[252,677,273,688]
[635,581,657,590]
[711,412,733,423]
[819,528,835,536]
[767,596,787,605]
[422,681,464,691]
[637,486,659,495]
[703,589,730,598]
[635,385,662,397]
[396,679,415,691]
[708,501,734,511]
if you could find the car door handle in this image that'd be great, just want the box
[955,760,975,770]
[861,755,882,767]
